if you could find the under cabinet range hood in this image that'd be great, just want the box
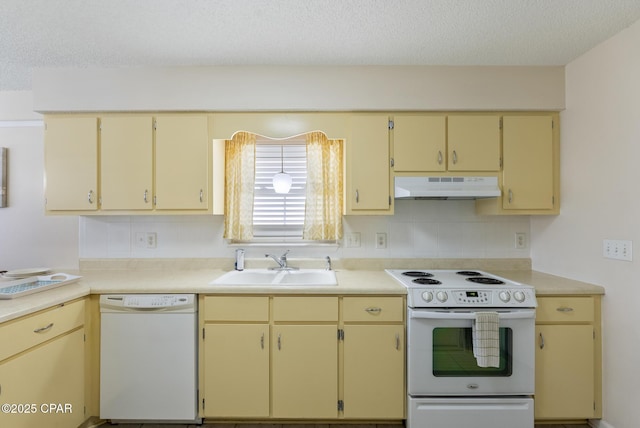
[394,176,501,200]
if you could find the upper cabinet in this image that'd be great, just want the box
[155,115,210,210]
[476,113,559,215]
[100,116,154,211]
[392,114,500,173]
[345,115,393,215]
[44,116,99,211]
[44,113,215,215]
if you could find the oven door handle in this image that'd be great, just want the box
[409,309,536,320]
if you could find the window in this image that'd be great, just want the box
[252,139,307,240]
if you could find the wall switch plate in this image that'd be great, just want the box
[345,232,361,248]
[375,232,387,249]
[146,232,157,248]
[515,232,527,249]
[603,239,632,261]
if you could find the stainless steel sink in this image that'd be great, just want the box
[210,269,337,286]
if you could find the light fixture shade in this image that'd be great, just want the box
[273,172,293,194]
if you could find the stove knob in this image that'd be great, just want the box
[421,291,434,303]
[499,291,511,303]
[436,291,448,303]
[513,290,526,303]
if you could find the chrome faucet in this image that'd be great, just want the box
[325,256,332,271]
[265,250,297,270]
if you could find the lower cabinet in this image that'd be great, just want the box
[0,300,85,428]
[534,296,601,421]
[200,294,405,421]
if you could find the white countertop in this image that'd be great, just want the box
[0,261,605,324]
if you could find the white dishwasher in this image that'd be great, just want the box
[100,294,199,424]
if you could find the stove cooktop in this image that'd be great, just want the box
[385,269,537,308]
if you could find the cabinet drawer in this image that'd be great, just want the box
[0,299,85,361]
[273,297,338,322]
[536,297,594,323]
[203,296,269,322]
[343,297,404,322]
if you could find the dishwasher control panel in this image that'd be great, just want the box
[123,295,188,308]
[100,294,196,312]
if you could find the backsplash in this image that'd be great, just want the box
[79,200,530,260]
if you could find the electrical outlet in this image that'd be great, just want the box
[345,232,361,248]
[603,239,632,261]
[135,232,146,248]
[375,232,387,249]
[146,232,157,249]
[515,232,527,249]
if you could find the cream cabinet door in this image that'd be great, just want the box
[44,116,98,211]
[100,116,153,210]
[393,115,446,172]
[346,115,392,214]
[155,115,209,210]
[343,325,405,419]
[272,325,338,418]
[535,325,595,419]
[447,115,501,171]
[203,324,269,418]
[0,329,85,428]
[502,116,554,210]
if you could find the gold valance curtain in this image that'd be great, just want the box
[303,131,344,240]
[223,132,256,240]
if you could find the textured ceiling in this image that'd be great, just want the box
[2,0,640,90]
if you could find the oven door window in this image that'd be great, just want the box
[432,327,512,376]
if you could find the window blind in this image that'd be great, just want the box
[253,143,307,239]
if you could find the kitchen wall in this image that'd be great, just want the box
[531,18,640,428]
[0,91,78,270]
[78,201,530,260]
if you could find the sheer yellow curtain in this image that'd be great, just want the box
[303,132,343,240]
[223,132,256,240]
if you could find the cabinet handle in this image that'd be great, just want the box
[365,307,382,314]
[437,151,443,165]
[34,323,54,333]
[538,332,545,349]
[395,333,400,350]
[508,189,513,204]
[452,150,458,164]
[277,333,282,350]
[87,190,94,204]
[199,189,204,203]
[143,189,149,203]
[355,189,359,203]
[260,333,264,350]
[556,307,574,313]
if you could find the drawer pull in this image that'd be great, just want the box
[556,307,574,313]
[33,323,54,333]
[365,307,382,314]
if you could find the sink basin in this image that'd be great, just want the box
[211,269,337,286]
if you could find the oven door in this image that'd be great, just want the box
[407,308,535,396]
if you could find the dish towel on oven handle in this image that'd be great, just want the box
[472,311,500,368]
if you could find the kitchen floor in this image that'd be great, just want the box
[103,424,591,428]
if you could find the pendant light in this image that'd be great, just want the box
[272,145,292,194]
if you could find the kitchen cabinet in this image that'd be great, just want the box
[201,296,270,418]
[100,115,154,210]
[155,115,210,210]
[0,300,85,428]
[447,115,501,171]
[534,296,602,421]
[392,115,447,172]
[199,294,404,422]
[476,113,559,215]
[346,114,393,214]
[342,297,405,419]
[272,296,338,418]
[44,113,215,214]
[44,116,99,211]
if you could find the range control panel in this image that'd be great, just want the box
[408,288,537,308]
